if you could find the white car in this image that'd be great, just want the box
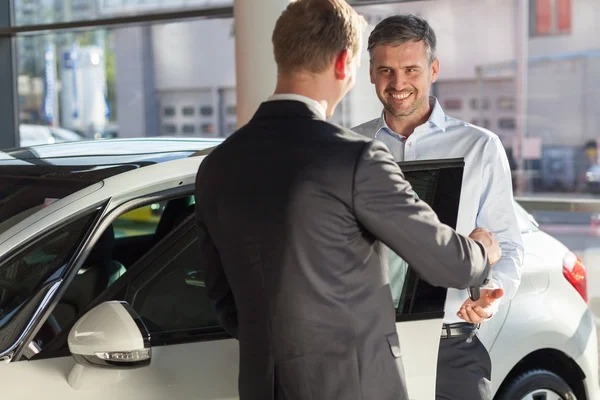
[0,139,597,400]
[17,124,85,149]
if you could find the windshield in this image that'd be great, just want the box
[0,164,135,235]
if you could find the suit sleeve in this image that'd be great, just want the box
[353,140,491,289]
[195,162,238,339]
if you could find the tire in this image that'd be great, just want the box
[495,369,577,400]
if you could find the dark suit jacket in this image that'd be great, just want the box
[194,100,491,400]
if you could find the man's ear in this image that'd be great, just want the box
[431,57,440,83]
[334,49,350,80]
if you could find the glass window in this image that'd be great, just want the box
[471,119,491,129]
[390,160,464,318]
[199,106,213,116]
[182,124,196,134]
[163,124,177,134]
[200,123,214,134]
[31,195,197,351]
[499,118,516,130]
[182,106,195,116]
[12,0,233,26]
[15,18,236,141]
[0,211,98,331]
[112,196,194,241]
[130,227,220,336]
[497,97,515,111]
[0,166,132,236]
[470,98,490,110]
[529,0,572,36]
[164,107,176,117]
[443,99,462,110]
[113,202,166,239]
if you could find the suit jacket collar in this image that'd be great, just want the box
[252,100,326,122]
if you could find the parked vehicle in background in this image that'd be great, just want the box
[18,124,84,148]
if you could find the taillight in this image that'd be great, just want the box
[563,251,587,302]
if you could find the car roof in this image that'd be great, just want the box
[0,138,223,237]
[0,137,224,165]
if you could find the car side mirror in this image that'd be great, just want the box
[68,301,151,370]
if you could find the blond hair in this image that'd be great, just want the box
[272,0,366,74]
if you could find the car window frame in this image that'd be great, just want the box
[393,158,465,323]
[3,202,106,362]
[124,217,228,347]
[31,185,217,359]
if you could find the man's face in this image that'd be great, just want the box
[369,40,439,120]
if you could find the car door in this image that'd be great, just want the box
[2,159,463,400]
[0,216,239,400]
[392,158,465,399]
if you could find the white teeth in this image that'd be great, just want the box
[391,93,411,100]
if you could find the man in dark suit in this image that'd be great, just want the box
[194,1,501,399]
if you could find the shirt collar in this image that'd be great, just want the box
[375,96,447,138]
[267,93,327,120]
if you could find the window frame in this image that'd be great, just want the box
[393,158,465,323]
[3,201,106,362]
[31,184,229,359]
[124,217,227,347]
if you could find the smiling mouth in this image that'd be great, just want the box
[388,92,412,100]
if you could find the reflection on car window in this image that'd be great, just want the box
[0,211,98,329]
[131,226,220,337]
[113,202,167,239]
[0,165,134,235]
[113,196,195,239]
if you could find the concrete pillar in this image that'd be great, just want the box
[234,0,291,127]
[114,25,158,138]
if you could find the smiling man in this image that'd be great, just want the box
[353,14,524,400]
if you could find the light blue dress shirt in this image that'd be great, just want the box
[354,97,524,324]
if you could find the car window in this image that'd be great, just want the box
[112,196,194,239]
[0,212,98,326]
[0,165,134,236]
[128,221,220,340]
[0,211,99,354]
[32,194,201,356]
[113,202,167,238]
[44,195,196,331]
[393,160,464,320]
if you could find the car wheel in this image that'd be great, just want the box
[496,369,576,400]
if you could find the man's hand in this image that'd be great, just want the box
[469,227,502,266]
[457,288,504,323]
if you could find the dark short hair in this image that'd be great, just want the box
[368,14,437,64]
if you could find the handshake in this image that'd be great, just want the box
[469,227,502,266]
